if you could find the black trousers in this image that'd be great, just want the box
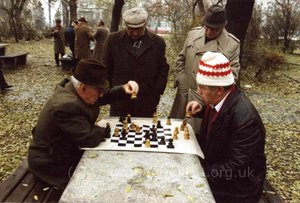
[55,53,65,66]
[0,69,8,90]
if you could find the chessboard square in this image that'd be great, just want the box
[111,137,119,142]
[136,132,142,135]
[134,140,143,144]
[143,124,150,128]
[127,140,134,144]
[164,128,171,132]
[119,140,127,144]
[134,143,142,147]
[150,144,158,148]
[164,133,172,136]
[118,143,126,147]
[157,130,164,133]
[129,130,135,133]
[116,124,123,127]
[135,137,143,141]
[127,134,135,138]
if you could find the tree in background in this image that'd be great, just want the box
[0,0,28,42]
[262,0,300,52]
[110,0,125,32]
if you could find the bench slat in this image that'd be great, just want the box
[5,172,37,202]
[43,188,63,203]
[0,160,28,201]
[24,179,52,202]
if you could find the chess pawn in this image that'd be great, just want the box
[127,114,131,123]
[184,126,190,140]
[114,128,119,137]
[166,116,171,125]
[186,110,192,118]
[136,125,141,133]
[173,131,178,140]
[123,119,128,130]
[174,127,179,134]
[145,139,151,148]
[131,91,137,99]
[152,112,158,124]
[180,119,187,131]
[130,122,136,130]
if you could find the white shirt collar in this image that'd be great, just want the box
[210,91,231,112]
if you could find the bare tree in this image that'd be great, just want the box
[110,0,125,32]
[0,0,28,42]
[225,0,255,62]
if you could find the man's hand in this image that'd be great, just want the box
[186,101,202,115]
[123,81,139,95]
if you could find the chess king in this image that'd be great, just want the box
[186,51,266,202]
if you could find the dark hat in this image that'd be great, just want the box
[55,19,61,23]
[72,59,109,91]
[78,16,87,23]
[202,4,227,28]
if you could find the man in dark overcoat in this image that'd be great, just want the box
[102,7,170,117]
[187,51,266,202]
[27,59,139,189]
[74,17,94,61]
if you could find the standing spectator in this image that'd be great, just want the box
[50,19,65,66]
[93,20,110,62]
[170,4,240,135]
[27,59,139,189]
[74,17,94,61]
[103,7,170,117]
[186,51,266,202]
[0,68,12,93]
[65,20,78,58]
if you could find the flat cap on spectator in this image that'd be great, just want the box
[123,7,148,28]
[202,4,227,28]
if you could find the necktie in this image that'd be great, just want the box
[207,107,218,136]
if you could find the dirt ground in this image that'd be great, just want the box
[0,39,299,202]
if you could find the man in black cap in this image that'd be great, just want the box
[27,59,139,189]
[170,4,240,135]
[103,7,170,117]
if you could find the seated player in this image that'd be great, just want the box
[186,51,266,202]
[27,59,139,189]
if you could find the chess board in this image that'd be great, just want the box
[83,118,204,158]
[111,123,174,149]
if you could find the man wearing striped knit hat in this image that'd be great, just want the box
[187,51,266,202]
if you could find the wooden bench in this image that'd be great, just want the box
[0,52,28,68]
[259,180,284,203]
[0,159,63,203]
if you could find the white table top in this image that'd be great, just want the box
[59,151,215,203]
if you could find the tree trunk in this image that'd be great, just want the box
[110,0,125,32]
[69,0,77,22]
[48,0,51,26]
[225,0,255,67]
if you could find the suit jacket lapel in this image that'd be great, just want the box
[136,31,153,58]
[119,32,136,57]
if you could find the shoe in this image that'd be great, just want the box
[5,84,13,88]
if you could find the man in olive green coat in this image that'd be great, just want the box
[50,19,65,66]
[27,59,139,189]
[170,4,240,135]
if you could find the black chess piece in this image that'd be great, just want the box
[157,120,163,128]
[119,115,126,122]
[150,132,158,142]
[159,137,166,145]
[120,129,127,140]
[167,138,175,148]
[104,123,111,138]
[144,131,151,140]
[127,114,131,123]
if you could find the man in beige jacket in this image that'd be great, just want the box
[170,4,240,135]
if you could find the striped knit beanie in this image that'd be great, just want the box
[196,51,234,86]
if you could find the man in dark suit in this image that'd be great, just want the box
[186,51,266,202]
[27,59,139,189]
[103,7,170,117]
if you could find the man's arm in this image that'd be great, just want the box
[102,35,113,85]
[229,42,240,80]
[174,37,188,87]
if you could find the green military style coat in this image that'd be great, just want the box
[28,79,126,189]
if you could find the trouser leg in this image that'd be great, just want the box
[55,53,59,66]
